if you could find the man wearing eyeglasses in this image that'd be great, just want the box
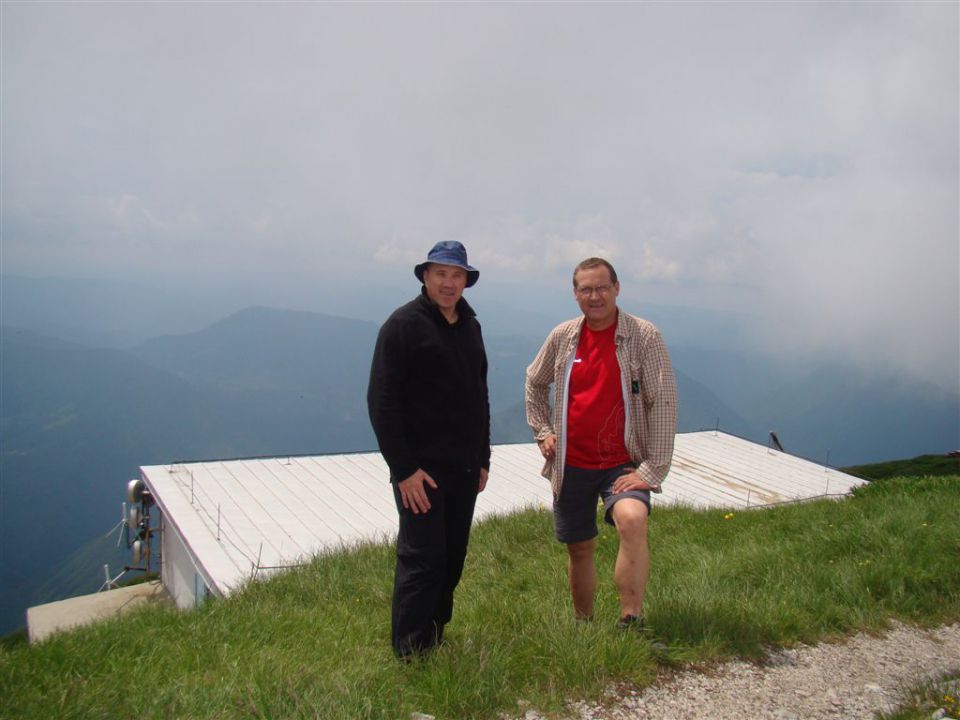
[525,257,677,632]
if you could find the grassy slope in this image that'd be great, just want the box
[842,454,960,481]
[1,475,958,720]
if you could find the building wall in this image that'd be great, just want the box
[160,514,209,610]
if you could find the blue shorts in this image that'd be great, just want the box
[553,463,652,544]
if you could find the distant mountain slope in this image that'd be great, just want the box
[745,364,959,467]
[842,454,960,481]
[0,275,237,349]
[0,319,380,635]
[3,302,957,636]
[669,344,803,412]
[131,306,380,395]
[667,344,959,467]
[674,371,757,437]
[1,326,248,634]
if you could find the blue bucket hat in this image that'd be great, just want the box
[414,241,479,288]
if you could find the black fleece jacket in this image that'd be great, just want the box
[367,288,491,483]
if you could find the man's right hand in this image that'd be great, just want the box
[537,434,557,460]
[398,468,438,514]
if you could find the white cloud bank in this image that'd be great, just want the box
[2,2,957,387]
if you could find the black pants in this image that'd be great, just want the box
[391,466,479,658]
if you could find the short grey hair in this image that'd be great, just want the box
[573,257,618,287]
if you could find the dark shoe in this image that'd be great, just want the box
[617,616,670,654]
[616,614,645,631]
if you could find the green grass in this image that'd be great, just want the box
[843,453,959,480]
[2,475,958,720]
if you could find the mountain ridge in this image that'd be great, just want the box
[1,292,957,635]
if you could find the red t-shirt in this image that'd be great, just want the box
[565,323,630,469]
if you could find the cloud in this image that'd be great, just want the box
[107,194,167,233]
[2,1,957,386]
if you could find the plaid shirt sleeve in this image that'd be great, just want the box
[525,327,559,442]
[625,319,677,489]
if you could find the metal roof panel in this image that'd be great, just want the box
[140,431,866,600]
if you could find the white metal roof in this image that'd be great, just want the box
[140,431,866,600]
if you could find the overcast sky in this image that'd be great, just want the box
[2,2,957,388]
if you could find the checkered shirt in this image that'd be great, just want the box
[524,311,678,496]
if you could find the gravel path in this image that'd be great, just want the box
[516,622,960,720]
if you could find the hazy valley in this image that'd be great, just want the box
[1,275,957,635]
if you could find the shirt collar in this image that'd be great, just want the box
[572,309,626,341]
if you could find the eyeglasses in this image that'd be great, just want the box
[575,284,613,298]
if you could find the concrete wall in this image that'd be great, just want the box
[160,514,210,610]
[27,582,167,644]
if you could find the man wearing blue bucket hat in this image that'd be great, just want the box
[368,241,490,660]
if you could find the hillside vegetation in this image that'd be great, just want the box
[2,474,958,720]
[843,454,959,481]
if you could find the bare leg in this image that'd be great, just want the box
[566,538,596,619]
[610,499,649,618]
